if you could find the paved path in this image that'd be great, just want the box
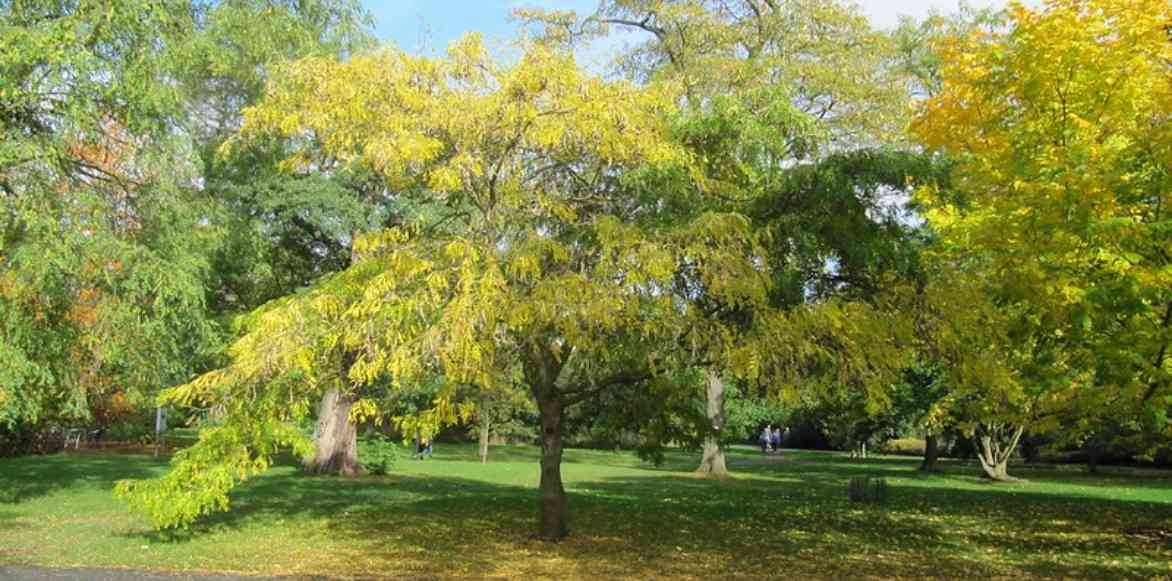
[0,567,286,581]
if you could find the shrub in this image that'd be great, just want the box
[883,437,926,456]
[848,476,888,504]
[104,408,155,442]
[359,433,400,475]
[0,424,65,457]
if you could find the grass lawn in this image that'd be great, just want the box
[1,444,1170,579]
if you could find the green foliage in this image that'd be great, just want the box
[913,0,1172,452]
[0,0,374,432]
[565,368,710,464]
[722,381,789,442]
[524,0,912,150]
[115,418,313,529]
[752,149,944,305]
[204,169,390,313]
[120,30,811,531]
[358,433,400,475]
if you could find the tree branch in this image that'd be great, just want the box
[563,367,658,407]
[1140,301,1172,404]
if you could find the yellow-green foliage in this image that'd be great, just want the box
[115,420,313,529]
[911,0,1172,437]
[119,36,825,528]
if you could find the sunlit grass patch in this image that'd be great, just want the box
[1,445,1169,579]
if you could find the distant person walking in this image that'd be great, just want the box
[760,424,773,454]
[771,426,782,456]
[415,435,434,460]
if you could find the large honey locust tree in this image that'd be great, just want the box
[117,36,782,540]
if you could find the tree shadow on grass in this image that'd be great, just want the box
[115,451,1172,579]
[0,453,164,505]
[579,470,1172,579]
[726,449,1172,497]
[125,468,548,576]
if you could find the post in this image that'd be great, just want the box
[154,406,166,457]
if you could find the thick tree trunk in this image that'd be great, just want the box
[979,456,1010,480]
[696,370,730,478]
[976,425,1024,482]
[535,395,568,540]
[303,389,363,476]
[920,433,940,472]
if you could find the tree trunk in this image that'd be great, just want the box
[535,394,568,540]
[979,456,1010,480]
[1085,434,1104,474]
[303,389,363,476]
[850,441,867,459]
[696,370,730,478]
[919,433,939,472]
[976,425,1024,482]
[478,409,491,465]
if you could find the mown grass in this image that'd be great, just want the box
[1,444,1170,579]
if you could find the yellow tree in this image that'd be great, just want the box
[521,0,921,477]
[117,36,777,540]
[523,0,909,150]
[912,0,1172,475]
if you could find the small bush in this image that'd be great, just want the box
[359,434,400,475]
[105,415,154,442]
[0,424,65,457]
[848,476,888,504]
[883,437,926,456]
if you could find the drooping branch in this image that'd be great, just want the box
[596,14,667,41]
[1000,425,1025,465]
[1140,301,1172,404]
[562,367,658,407]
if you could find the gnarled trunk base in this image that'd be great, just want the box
[303,389,363,477]
[977,425,1024,482]
[978,458,1018,482]
[697,437,729,478]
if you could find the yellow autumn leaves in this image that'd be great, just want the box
[910,0,1172,431]
[232,34,686,221]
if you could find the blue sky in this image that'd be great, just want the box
[361,0,1010,54]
